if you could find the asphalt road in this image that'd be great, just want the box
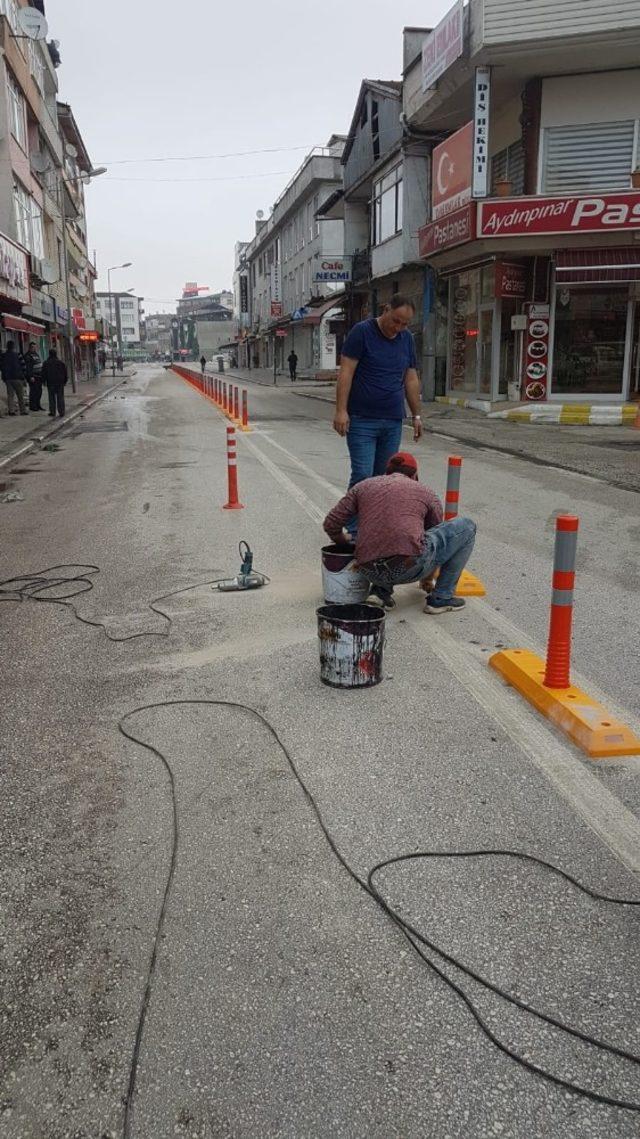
[1,364,639,1138]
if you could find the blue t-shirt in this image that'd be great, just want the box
[342,318,417,420]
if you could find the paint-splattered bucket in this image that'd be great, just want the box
[316,604,385,689]
[321,545,371,605]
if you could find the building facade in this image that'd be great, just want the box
[406,0,640,407]
[240,138,346,376]
[319,73,433,376]
[145,312,174,358]
[176,288,237,358]
[0,1,100,383]
[96,292,144,351]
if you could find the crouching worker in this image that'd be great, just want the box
[322,451,476,613]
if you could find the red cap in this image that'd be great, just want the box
[386,451,418,476]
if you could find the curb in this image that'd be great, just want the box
[487,403,637,425]
[0,377,130,469]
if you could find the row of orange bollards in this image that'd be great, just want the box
[197,369,250,432]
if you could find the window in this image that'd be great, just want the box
[29,41,45,94]
[360,96,368,129]
[542,121,635,194]
[13,181,44,258]
[313,194,319,237]
[372,99,380,161]
[307,201,313,242]
[7,71,27,150]
[120,299,134,310]
[553,286,627,395]
[491,139,525,195]
[372,164,403,245]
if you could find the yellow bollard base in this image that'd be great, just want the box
[455,570,486,597]
[489,649,640,758]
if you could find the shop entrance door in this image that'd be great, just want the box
[478,304,494,396]
[631,301,640,399]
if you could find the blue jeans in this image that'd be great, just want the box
[346,416,403,537]
[347,416,404,487]
[362,517,477,601]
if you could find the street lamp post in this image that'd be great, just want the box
[107,262,132,376]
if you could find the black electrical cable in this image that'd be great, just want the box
[3,567,640,1132]
[118,699,640,1139]
[0,563,258,640]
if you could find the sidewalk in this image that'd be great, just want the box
[205,363,336,395]
[0,370,134,468]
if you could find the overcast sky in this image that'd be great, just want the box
[48,0,447,312]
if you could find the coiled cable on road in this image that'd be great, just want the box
[3,566,640,1135]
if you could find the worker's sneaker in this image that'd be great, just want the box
[368,586,395,609]
[424,595,466,614]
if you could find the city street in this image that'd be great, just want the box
[1,363,639,1138]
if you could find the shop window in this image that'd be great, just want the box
[372,164,403,245]
[491,140,524,195]
[553,286,628,395]
[542,122,635,194]
[449,271,480,394]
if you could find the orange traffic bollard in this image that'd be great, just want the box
[242,389,249,431]
[444,456,462,521]
[543,514,578,689]
[223,426,244,509]
[233,385,239,422]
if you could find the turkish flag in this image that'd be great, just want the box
[432,121,473,220]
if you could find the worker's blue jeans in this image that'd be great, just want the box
[362,517,477,601]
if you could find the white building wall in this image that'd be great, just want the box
[477,0,640,47]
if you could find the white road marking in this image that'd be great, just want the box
[238,422,640,875]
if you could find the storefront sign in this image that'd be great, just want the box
[472,67,491,199]
[239,274,248,314]
[522,303,550,401]
[275,328,287,338]
[422,0,464,92]
[313,259,351,283]
[0,231,30,305]
[495,261,527,298]
[72,307,86,330]
[55,302,69,325]
[78,331,99,342]
[432,122,473,219]
[270,301,283,318]
[419,203,476,257]
[479,192,640,238]
[270,263,281,303]
[23,290,55,323]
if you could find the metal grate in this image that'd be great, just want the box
[71,422,129,434]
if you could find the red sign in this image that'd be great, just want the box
[78,331,99,341]
[275,328,287,338]
[495,261,527,299]
[72,307,86,330]
[479,192,640,239]
[432,122,473,219]
[270,301,283,318]
[522,304,550,402]
[419,203,476,257]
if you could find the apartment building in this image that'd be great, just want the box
[0,0,100,383]
[96,292,144,349]
[241,138,346,375]
[318,72,432,370]
[406,0,640,407]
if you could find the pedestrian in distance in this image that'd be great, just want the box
[42,348,68,418]
[333,296,423,506]
[0,340,28,416]
[98,348,107,371]
[200,354,207,375]
[288,350,298,381]
[116,353,124,372]
[24,340,44,411]
[323,451,476,614]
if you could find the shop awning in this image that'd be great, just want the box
[2,313,46,336]
[555,248,640,283]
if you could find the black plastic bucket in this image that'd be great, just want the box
[316,603,385,689]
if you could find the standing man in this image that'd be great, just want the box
[24,341,44,411]
[0,340,28,416]
[323,451,476,613]
[333,295,422,492]
[42,348,68,418]
[200,354,207,375]
[288,350,298,382]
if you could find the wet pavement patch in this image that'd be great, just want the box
[70,422,129,435]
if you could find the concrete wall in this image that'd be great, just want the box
[344,200,369,257]
[475,0,640,49]
[343,90,402,193]
[540,70,640,129]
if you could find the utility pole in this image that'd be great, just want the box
[59,179,77,394]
